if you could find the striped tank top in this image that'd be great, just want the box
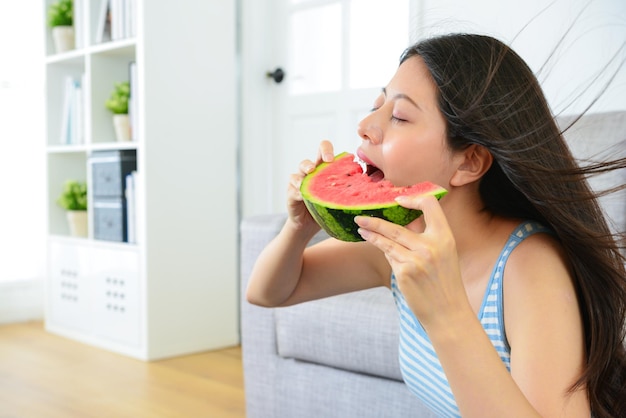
[391,221,551,417]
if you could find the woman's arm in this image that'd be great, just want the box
[246,140,390,307]
[246,221,389,307]
[355,196,589,417]
[423,233,588,417]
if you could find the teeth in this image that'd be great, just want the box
[354,155,368,175]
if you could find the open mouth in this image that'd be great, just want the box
[366,164,385,182]
[354,155,384,182]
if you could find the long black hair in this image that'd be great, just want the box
[401,33,626,417]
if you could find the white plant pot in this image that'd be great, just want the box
[113,114,131,142]
[67,210,88,238]
[52,26,75,53]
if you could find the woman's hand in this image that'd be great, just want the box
[287,140,335,231]
[354,194,469,329]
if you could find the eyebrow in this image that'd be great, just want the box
[382,87,421,110]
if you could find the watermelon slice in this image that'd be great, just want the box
[300,152,448,242]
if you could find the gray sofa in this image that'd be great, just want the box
[240,111,626,418]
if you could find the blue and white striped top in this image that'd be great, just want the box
[391,221,551,417]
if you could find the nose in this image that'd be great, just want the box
[357,113,383,144]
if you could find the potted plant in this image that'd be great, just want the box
[48,0,74,53]
[57,180,88,237]
[105,81,131,142]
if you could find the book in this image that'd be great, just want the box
[125,170,137,243]
[59,76,72,144]
[59,76,84,145]
[96,0,136,43]
[74,0,84,48]
[111,0,121,40]
[129,61,138,141]
[126,0,136,38]
[96,0,112,44]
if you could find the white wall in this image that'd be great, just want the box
[0,2,46,284]
[0,1,46,322]
[239,0,626,218]
[416,0,626,114]
[1,1,623,323]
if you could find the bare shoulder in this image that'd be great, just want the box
[503,231,577,322]
[503,230,589,414]
[504,231,572,291]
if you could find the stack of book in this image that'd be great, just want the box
[125,170,138,244]
[96,0,137,44]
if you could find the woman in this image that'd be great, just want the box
[246,34,626,417]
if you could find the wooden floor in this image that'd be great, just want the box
[0,321,246,417]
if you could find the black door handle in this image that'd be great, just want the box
[266,68,285,84]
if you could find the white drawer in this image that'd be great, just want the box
[48,241,91,332]
[90,246,141,347]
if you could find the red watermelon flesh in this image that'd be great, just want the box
[300,152,447,241]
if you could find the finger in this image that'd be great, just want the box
[298,159,317,175]
[288,173,304,196]
[356,223,416,264]
[287,187,303,203]
[316,140,335,163]
[355,215,416,250]
[396,195,448,232]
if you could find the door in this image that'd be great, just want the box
[240,0,419,216]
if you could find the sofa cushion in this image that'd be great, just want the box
[559,111,626,235]
[275,286,404,382]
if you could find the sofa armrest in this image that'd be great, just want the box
[240,213,331,417]
[240,213,288,298]
[240,214,287,417]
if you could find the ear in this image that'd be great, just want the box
[450,144,493,186]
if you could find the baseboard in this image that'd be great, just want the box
[0,278,44,325]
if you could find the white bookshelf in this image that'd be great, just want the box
[43,0,239,360]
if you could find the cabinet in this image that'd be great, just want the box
[43,0,239,360]
[49,240,140,347]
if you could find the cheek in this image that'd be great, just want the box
[382,141,416,183]
[434,155,457,187]
[398,139,454,186]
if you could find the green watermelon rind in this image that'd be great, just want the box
[304,200,426,242]
[300,153,448,242]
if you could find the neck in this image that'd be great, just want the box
[440,186,518,310]
[441,186,513,261]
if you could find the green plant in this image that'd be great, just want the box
[48,0,73,28]
[105,81,131,114]
[57,180,87,211]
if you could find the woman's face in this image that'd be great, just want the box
[357,56,460,188]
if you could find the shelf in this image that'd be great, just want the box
[44,0,240,361]
[90,141,138,151]
[47,234,90,244]
[47,142,138,154]
[46,49,86,65]
[89,38,137,56]
[48,234,139,251]
[46,39,136,63]
[47,144,88,154]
